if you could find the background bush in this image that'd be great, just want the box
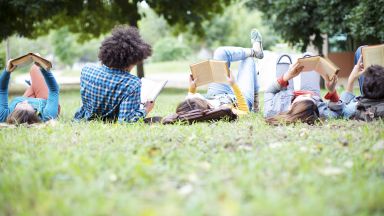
[152,37,192,62]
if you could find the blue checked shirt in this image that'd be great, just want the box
[74,64,146,122]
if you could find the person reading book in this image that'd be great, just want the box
[175,29,264,116]
[0,61,60,124]
[353,45,384,95]
[339,53,384,119]
[73,25,153,123]
[264,53,343,125]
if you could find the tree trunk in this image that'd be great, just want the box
[5,37,10,61]
[137,62,144,78]
[131,20,145,78]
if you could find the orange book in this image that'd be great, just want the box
[297,56,340,81]
[10,53,52,70]
[190,60,230,87]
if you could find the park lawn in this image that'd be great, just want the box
[0,89,383,216]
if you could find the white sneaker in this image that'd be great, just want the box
[250,29,264,59]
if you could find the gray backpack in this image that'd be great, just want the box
[353,97,384,121]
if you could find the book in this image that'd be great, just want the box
[362,44,384,68]
[297,56,340,81]
[10,53,52,71]
[140,78,168,103]
[190,60,230,86]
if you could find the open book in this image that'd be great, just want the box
[190,60,229,87]
[141,78,168,103]
[297,56,340,81]
[10,53,52,71]
[362,44,384,68]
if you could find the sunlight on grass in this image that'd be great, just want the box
[0,90,383,215]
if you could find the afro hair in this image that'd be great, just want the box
[98,25,152,69]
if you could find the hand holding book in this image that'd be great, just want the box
[283,62,304,81]
[6,59,17,73]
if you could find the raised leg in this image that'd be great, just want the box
[354,46,365,95]
[207,46,249,96]
[26,65,49,99]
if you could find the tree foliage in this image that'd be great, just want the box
[0,0,231,42]
[247,0,383,52]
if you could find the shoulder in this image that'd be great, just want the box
[81,63,103,74]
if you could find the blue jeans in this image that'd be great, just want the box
[354,46,365,95]
[206,46,258,110]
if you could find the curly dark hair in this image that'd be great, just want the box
[363,65,384,99]
[98,25,152,69]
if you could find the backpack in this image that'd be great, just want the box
[353,97,384,121]
[162,107,238,124]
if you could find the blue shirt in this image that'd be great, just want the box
[0,68,60,122]
[74,64,146,123]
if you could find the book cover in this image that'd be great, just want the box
[190,60,229,87]
[362,44,384,68]
[10,53,52,70]
[297,56,340,81]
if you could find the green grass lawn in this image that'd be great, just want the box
[0,89,384,216]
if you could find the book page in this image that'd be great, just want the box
[141,78,168,103]
[362,45,384,68]
[210,60,229,83]
[317,58,339,81]
[190,60,214,87]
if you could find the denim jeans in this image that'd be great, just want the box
[354,46,365,95]
[206,46,258,110]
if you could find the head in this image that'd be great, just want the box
[266,99,319,125]
[98,25,152,70]
[362,65,384,99]
[176,98,211,114]
[6,102,41,125]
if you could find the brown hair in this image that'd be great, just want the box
[266,100,319,125]
[176,98,211,114]
[6,109,41,125]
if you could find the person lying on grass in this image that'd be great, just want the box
[264,61,341,125]
[0,62,59,124]
[176,29,264,116]
[74,25,154,123]
[339,55,384,119]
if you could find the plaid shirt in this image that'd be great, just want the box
[74,64,146,122]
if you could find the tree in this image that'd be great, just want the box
[0,0,231,76]
[247,0,383,53]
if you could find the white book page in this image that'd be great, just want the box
[141,78,168,103]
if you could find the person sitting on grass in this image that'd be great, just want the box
[176,29,264,116]
[74,25,154,123]
[264,60,341,125]
[340,55,384,119]
[0,62,60,124]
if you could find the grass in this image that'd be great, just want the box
[0,88,384,216]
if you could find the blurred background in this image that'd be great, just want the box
[0,0,382,91]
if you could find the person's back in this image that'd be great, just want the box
[75,64,142,122]
[74,25,153,123]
